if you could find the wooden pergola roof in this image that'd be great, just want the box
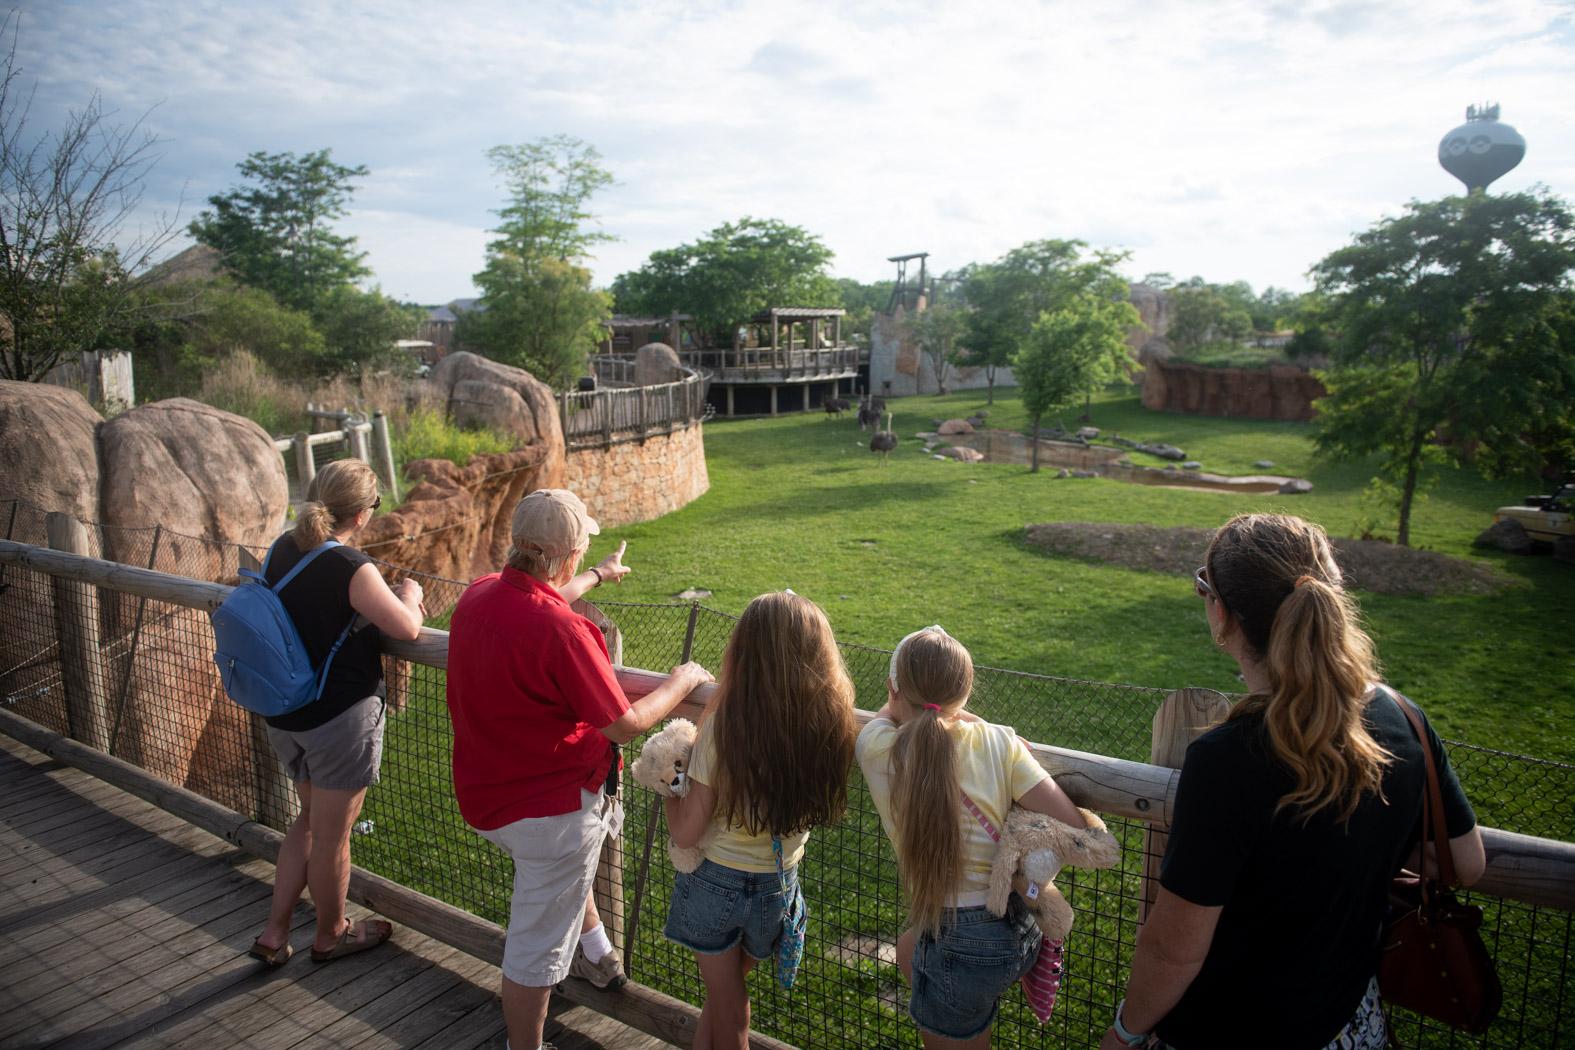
[748,307,846,322]
[604,314,693,327]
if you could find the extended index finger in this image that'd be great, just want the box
[616,540,627,559]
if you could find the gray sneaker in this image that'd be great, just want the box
[567,944,627,990]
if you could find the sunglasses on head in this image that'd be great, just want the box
[370,495,381,511]
[1194,565,1217,601]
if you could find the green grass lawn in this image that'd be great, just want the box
[592,385,1572,763]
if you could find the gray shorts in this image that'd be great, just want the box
[479,789,624,986]
[266,695,386,791]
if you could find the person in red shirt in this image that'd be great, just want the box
[447,488,711,1050]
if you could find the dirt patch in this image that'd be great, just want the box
[1022,523,1510,597]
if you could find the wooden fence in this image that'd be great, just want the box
[560,364,709,452]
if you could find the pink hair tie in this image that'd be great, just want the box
[923,703,942,712]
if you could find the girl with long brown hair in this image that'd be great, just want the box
[1102,514,1486,1050]
[858,626,1089,1049]
[663,592,859,1050]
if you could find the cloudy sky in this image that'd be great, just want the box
[16,0,1575,305]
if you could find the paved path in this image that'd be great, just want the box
[0,734,672,1050]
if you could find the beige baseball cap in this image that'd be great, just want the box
[510,488,600,559]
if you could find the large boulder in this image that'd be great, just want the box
[938,419,975,436]
[430,351,565,488]
[635,343,684,386]
[97,399,288,574]
[451,379,530,436]
[0,380,102,528]
[1473,518,1534,554]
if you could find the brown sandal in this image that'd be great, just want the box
[310,919,393,963]
[248,938,293,967]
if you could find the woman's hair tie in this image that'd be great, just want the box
[1294,574,1318,589]
[923,703,942,712]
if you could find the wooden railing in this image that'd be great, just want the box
[678,345,863,383]
[271,406,400,502]
[560,364,709,452]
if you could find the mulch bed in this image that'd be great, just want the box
[1021,523,1509,597]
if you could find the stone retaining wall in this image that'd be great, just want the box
[1140,357,1325,421]
[565,422,710,529]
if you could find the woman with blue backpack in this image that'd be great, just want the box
[245,458,425,967]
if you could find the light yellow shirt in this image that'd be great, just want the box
[687,716,809,873]
[856,716,1050,907]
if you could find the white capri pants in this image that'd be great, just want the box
[479,789,624,986]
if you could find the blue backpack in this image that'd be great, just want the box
[212,540,356,716]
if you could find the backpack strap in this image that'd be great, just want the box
[271,539,343,594]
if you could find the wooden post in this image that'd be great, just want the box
[769,385,778,416]
[370,411,400,503]
[45,512,111,751]
[602,392,613,449]
[802,384,810,412]
[560,390,570,446]
[348,419,370,465]
[239,547,301,830]
[726,385,734,417]
[293,431,316,496]
[1139,687,1230,923]
[638,387,648,443]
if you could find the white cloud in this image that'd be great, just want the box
[16,0,1575,301]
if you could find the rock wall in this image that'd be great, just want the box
[564,422,709,529]
[869,311,1018,397]
[1140,357,1326,421]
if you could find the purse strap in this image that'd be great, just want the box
[1384,686,1457,889]
[771,836,790,894]
[961,792,1000,843]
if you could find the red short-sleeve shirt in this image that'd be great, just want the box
[446,567,630,829]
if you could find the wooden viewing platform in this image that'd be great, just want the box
[0,734,673,1050]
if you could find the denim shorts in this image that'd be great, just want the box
[664,859,803,961]
[908,897,1041,1040]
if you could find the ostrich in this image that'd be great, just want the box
[869,413,897,466]
[857,397,881,431]
[824,396,851,419]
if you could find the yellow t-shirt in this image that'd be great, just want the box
[855,716,1050,907]
[687,716,809,873]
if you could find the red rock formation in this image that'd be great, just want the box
[1140,356,1326,421]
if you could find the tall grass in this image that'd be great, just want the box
[393,407,516,468]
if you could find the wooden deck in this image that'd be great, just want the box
[0,735,675,1050]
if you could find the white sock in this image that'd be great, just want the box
[580,922,614,963]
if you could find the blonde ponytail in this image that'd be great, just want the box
[889,628,974,936]
[292,459,379,551]
[1210,514,1390,823]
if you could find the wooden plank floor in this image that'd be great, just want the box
[0,735,676,1050]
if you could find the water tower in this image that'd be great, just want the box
[1438,104,1525,192]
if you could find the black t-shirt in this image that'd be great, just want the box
[262,535,386,732]
[1156,687,1476,1049]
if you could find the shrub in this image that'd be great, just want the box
[196,351,308,436]
[393,407,515,468]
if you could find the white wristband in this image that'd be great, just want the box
[1113,999,1149,1046]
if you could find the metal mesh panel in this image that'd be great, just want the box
[0,528,1570,1048]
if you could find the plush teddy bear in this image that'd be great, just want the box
[985,806,1121,940]
[630,718,711,873]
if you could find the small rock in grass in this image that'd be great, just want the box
[1183,460,1202,470]
[1070,469,1099,478]
[675,587,712,600]
[1254,459,1275,469]
[1278,479,1314,495]
[1077,426,1100,439]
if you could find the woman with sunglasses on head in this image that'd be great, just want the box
[248,458,426,968]
[1103,513,1486,1050]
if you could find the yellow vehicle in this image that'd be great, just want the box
[1493,479,1575,543]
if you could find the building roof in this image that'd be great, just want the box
[749,307,847,321]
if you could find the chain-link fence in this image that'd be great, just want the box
[1,509,1570,1048]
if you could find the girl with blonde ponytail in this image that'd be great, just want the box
[1104,514,1486,1050]
[858,627,1089,1049]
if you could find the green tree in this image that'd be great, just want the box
[961,240,1131,404]
[1168,284,1253,353]
[189,150,370,314]
[1015,292,1141,471]
[315,286,421,376]
[0,17,177,381]
[463,136,614,387]
[612,218,838,344]
[834,276,887,344]
[901,302,969,394]
[1312,190,1575,545]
